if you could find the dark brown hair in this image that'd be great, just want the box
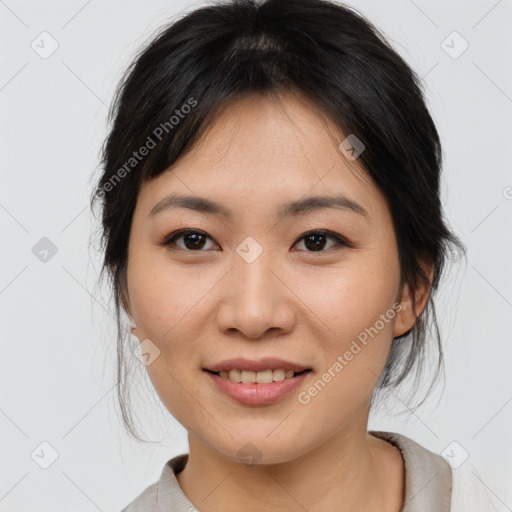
[90,0,466,441]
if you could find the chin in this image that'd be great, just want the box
[205,429,311,466]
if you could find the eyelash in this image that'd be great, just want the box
[159,229,352,253]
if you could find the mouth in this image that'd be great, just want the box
[204,368,312,384]
[203,367,313,405]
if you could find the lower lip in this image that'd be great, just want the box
[205,370,311,405]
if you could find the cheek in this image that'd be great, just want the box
[296,279,398,417]
[127,258,212,424]
[302,258,398,337]
[127,252,215,344]
[300,257,399,387]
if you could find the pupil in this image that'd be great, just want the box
[305,233,326,251]
[184,233,206,250]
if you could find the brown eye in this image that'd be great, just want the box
[292,230,349,252]
[161,229,218,251]
[159,229,350,253]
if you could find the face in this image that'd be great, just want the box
[125,93,415,464]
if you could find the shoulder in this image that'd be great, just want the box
[370,430,452,511]
[120,480,159,512]
[120,453,191,512]
[370,430,498,512]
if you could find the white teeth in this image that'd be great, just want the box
[228,369,241,382]
[217,368,303,383]
[273,369,285,381]
[241,370,256,383]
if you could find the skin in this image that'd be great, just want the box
[125,92,432,512]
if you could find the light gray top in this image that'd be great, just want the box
[121,430,454,511]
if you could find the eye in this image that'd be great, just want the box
[292,230,349,252]
[159,229,350,253]
[160,229,219,251]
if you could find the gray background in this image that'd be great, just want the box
[1,0,511,510]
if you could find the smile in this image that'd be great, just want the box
[204,369,312,405]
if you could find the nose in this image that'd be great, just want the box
[215,250,296,340]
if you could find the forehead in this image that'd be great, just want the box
[136,93,387,223]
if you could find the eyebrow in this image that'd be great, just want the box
[149,193,369,220]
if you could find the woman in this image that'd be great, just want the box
[91,0,496,510]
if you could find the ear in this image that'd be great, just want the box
[129,322,139,338]
[118,265,133,316]
[393,262,434,338]
[118,265,138,337]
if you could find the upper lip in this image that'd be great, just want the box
[204,357,311,373]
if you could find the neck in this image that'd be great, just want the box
[176,419,404,512]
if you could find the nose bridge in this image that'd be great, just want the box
[236,248,275,309]
[217,237,295,338]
